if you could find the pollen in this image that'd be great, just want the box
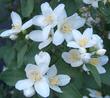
[60,23,72,33]
[12,23,21,30]
[78,37,89,47]
[70,52,80,61]
[50,76,59,86]
[44,15,54,25]
[89,58,99,65]
[28,70,42,81]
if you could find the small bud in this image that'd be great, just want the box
[96,49,106,56]
[108,32,110,40]
[9,34,18,40]
[25,34,29,40]
[23,87,35,97]
[79,48,87,54]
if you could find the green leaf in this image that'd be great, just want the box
[20,0,34,17]
[17,45,27,67]
[86,64,101,87]
[58,82,82,98]
[0,69,25,86]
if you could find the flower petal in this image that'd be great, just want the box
[0,29,13,37]
[47,65,57,77]
[54,4,67,21]
[22,19,33,31]
[41,2,53,15]
[64,33,73,42]
[71,60,83,67]
[34,77,50,97]
[53,30,64,46]
[28,30,44,42]
[50,85,63,93]
[11,11,22,26]
[57,75,71,86]
[33,15,46,27]
[99,56,109,66]
[67,41,80,48]
[72,29,82,41]
[83,28,93,39]
[96,66,106,74]
[67,13,85,30]
[83,0,92,4]
[38,38,52,50]
[92,1,99,8]
[62,52,71,64]
[15,79,34,90]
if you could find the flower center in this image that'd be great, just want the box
[28,70,42,81]
[78,37,89,47]
[70,52,80,61]
[96,91,102,97]
[12,23,21,30]
[60,23,72,33]
[50,76,59,86]
[44,15,54,25]
[89,58,99,65]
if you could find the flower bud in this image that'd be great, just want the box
[79,48,87,54]
[9,34,18,40]
[25,34,29,40]
[23,87,35,97]
[96,49,106,56]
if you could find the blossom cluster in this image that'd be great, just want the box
[0,1,109,98]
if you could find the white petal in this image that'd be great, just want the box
[57,75,71,86]
[53,30,64,46]
[50,85,63,93]
[67,41,80,48]
[35,51,50,66]
[54,4,67,21]
[83,0,92,4]
[47,65,57,77]
[82,64,89,72]
[25,64,38,72]
[34,77,50,97]
[72,29,82,41]
[22,19,33,31]
[99,56,109,66]
[38,38,52,50]
[71,60,83,67]
[62,52,71,64]
[96,66,106,74]
[28,30,44,42]
[15,79,34,90]
[92,1,99,8]
[33,15,46,27]
[41,2,53,15]
[42,26,51,40]
[83,28,93,39]
[64,33,73,42]
[66,13,85,30]
[0,29,13,37]
[11,11,22,26]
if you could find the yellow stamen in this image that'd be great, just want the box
[50,76,59,86]
[69,52,80,61]
[44,15,54,24]
[89,58,99,66]
[60,23,72,33]
[78,37,89,47]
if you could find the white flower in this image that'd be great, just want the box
[104,95,110,98]
[28,27,54,49]
[33,2,67,29]
[87,88,103,98]
[0,11,31,38]
[83,96,89,98]
[83,55,109,74]
[83,0,101,8]
[15,51,51,97]
[53,13,85,45]
[62,49,83,67]
[81,53,91,63]
[46,65,71,93]
[67,28,95,49]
